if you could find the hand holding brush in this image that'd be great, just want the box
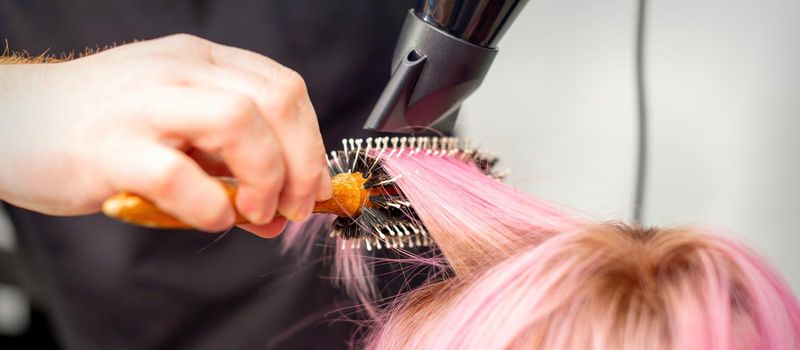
[103,137,499,251]
[0,35,331,238]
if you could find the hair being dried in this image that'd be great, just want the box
[285,141,800,349]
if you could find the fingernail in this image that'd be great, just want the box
[237,191,271,225]
[244,208,268,225]
[293,201,314,222]
[215,208,236,231]
[316,174,333,201]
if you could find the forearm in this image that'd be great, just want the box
[0,60,64,210]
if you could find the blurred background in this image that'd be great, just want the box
[1,0,799,346]
[460,0,800,294]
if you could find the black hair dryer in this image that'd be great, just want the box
[363,0,529,134]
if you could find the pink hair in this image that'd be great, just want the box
[284,150,800,349]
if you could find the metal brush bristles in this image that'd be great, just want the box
[326,136,500,251]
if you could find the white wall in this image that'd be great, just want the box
[459,0,800,292]
[462,0,638,220]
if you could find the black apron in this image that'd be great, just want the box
[0,1,413,348]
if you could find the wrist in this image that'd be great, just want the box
[0,63,66,210]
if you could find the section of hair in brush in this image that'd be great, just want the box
[326,136,499,251]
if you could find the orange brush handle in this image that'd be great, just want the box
[102,173,369,229]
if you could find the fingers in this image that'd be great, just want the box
[139,86,287,226]
[114,35,330,224]
[179,38,332,219]
[273,99,329,220]
[175,59,329,221]
[102,141,235,232]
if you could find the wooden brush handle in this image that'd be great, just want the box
[102,173,369,229]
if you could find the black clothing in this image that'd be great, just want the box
[0,1,413,348]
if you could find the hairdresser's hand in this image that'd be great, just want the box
[0,34,332,237]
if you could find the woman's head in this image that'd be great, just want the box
[365,224,800,349]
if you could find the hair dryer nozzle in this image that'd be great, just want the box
[363,10,498,134]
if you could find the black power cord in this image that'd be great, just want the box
[633,0,649,223]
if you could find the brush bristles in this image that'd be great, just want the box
[326,137,497,251]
